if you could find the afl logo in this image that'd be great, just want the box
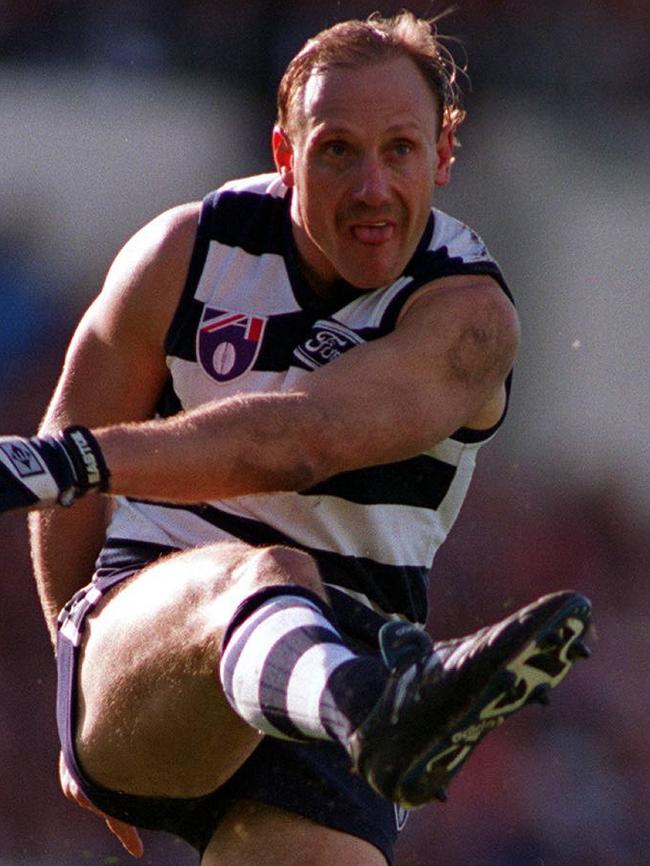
[197,308,267,383]
[213,341,237,377]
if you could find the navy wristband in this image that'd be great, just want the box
[59,426,111,494]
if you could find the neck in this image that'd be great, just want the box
[297,255,366,305]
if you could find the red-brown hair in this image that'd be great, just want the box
[276,11,466,140]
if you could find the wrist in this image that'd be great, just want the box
[58,426,111,497]
[0,426,110,514]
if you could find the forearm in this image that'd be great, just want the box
[3,279,518,533]
[94,391,330,503]
[29,497,109,647]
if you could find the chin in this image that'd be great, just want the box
[346,265,401,290]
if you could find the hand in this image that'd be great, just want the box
[59,752,144,859]
[0,427,109,514]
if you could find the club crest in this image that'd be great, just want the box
[197,308,267,383]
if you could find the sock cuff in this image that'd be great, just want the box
[221,584,336,652]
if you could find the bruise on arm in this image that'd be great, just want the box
[446,292,518,387]
[281,275,520,479]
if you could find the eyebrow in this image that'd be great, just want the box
[385,122,426,134]
[311,121,426,139]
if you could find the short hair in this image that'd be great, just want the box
[276,11,466,140]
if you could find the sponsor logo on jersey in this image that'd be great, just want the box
[197,308,267,383]
[293,320,364,369]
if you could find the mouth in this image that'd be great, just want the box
[350,220,396,245]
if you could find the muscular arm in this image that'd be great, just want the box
[29,203,200,645]
[93,274,519,501]
[27,192,518,645]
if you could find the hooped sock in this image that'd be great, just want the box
[219,585,388,744]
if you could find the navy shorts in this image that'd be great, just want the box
[56,561,408,862]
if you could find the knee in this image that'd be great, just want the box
[234,545,326,600]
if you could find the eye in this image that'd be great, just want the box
[324,141,348,157]
[393,140,413,156]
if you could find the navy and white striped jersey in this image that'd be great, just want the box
[101,172,513,625]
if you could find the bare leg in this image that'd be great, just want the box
[201,800,387,866]
[75,542,327,797]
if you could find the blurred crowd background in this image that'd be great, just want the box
[1,1,648,864]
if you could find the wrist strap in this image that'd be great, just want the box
[59,426,111,494]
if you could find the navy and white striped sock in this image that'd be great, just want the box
[219,586,388,745]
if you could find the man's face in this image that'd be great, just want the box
[273,55,454,293]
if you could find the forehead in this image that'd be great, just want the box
[299,56,439,137]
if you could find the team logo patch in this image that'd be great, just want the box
[293,320,364,370]
[197,308,267,383]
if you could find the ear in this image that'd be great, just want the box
[272,126,295,187]
[434,123,455,187]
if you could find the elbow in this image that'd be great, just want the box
[281,427,350,493]
[284,444,339,492]
[282,453,324,492]
[241,439,335,495]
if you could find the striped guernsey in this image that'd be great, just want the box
[101,173,513,625]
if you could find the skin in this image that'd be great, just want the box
[275,56,454,292]
[29,55,519,865]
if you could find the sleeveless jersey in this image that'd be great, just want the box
[101,173,513,625]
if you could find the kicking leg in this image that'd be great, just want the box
[74,544,591,811]
[74,542,386,798]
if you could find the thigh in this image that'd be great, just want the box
[202,800,388,866]
[74,541,307,799]
[208,735,402,865]
[57,552,402,859]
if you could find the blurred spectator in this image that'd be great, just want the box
[0,0,648,97]
[0,218,62,369]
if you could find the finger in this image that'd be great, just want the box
[58,754,76,799]
[68,784,105,818]
[58,757,93,811]
[105,818,145,859]
[58,753,143,857]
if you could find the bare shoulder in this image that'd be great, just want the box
[42,202,202,431]
[399,274,517,330]
[397,274,520,383]
[116,201,202,269]
[392,274,519,432]
[100,202,201,331]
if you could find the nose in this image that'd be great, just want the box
[351,154,391,208]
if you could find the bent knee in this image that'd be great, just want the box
[239,545,325,596]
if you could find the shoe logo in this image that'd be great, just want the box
[390,664,418,724]
[394,804,410,832]
[426,742,472,774]
[451,716,503,745]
